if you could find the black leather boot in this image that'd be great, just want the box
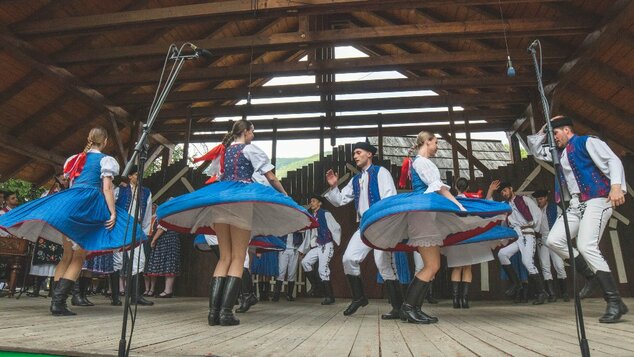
[305,270,321,297]
[272,280,282,302]
[452,281,461,309]
[545,279,557,302]
[219,276,241,326]
[529,274,547,305]
[343,275,369,316]
[399,278,434,324]
[461,282,470,309]
[502,264,522,297]
[286,281,295,301]
[595,271,628,323]
[321,281,335,305]
[71,277,94,306]
[236,268,257,313]
[208,276,226,326]
[558,278,570,302]
[520,282,529,303]
[110,272,122,306]
[381,280,402,319]
[50,278,76,316]
[47,278,55,298]
[425,281,438,304]
[27,277,42,297]
[575,255,599,299]
[131,274,154,306]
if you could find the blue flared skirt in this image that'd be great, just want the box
[157,181,317,237]
[0,185,146,252]
[377,251,412,284]
[251,250,279,276]
[360,192,512,251]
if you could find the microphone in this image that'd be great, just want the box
[527,39,539,52]
[190,44,213,59]
[506,55,516,77]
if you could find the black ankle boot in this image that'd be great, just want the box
[502,264,522,297]
[321,281,336,305]
[343,275,369,316]
[595,271,628,323]
[400,278,434,324]
[558,278,570,302]
[286,281,295,301]
[272,280,282,302]
[545,279,557,302]
[305,270,320,297]
[71,277,94,306]
[529,274,547,305]
[452,281,461,309]
[208,277,226,326]
[220,276,242,326]
[574,255,598,299]
[47,278,55,298]
[110,272,122,306]
[381,280,402,319]
[50,278,76,316]
[461,282,470,309]
[236,268,257,313]
[131,274,154,306]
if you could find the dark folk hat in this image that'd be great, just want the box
[353,141,377,155]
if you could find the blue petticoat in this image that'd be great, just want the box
[157,181,316,237]
[360,192,512,251]
[0,185,146,252]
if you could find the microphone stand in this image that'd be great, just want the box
[118,43,205,357]
[528,39,590,357]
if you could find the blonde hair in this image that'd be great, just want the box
[415,131,435,150]
[83,126,108,153]
[221,119,253,147]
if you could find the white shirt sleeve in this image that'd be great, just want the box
[325,178,355,207]
[377,166,397,198]
[243,144,275,175]
[413,157,450,193]
[586,137,626,191]
[100,156,120,179]
[527,132,552,161]
[325,211,342,245]
[142,193,153,235]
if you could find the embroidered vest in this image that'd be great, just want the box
[546,203,558,229]
[222,144,254,182]
[554,135,611,203]
[352,164,381,213]
[314,209,334,245]
[116,185,151,220]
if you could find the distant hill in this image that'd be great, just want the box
[275,152,330,179]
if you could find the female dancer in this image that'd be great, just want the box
[0,127,145,315]
[360,131,513,324]
[157,119,315,326]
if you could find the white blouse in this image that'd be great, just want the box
[242,144,275,175]
[63,149,120,181]
[412,156,450,194]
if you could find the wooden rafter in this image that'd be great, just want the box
[438,132,491,176]
[0,131,66,166]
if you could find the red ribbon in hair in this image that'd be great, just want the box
[398,157,412,189]
[193,144,226,184]
[63,153,87,181]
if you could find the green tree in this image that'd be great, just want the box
[0,178,46,203]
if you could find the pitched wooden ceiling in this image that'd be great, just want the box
[0,0,632,186]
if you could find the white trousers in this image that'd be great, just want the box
[342,230,397,280]
[113,245,145,275]
[301,242,335,281]
[413,251,424,273]
[278,249,300,282]
[546,197,612,272]
[498,231,538,275]
[538,236,566,280]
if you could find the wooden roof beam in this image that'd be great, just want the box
[156,109,517,133]
[0,132,66,166]
[118,75,536,106]
[438,132,491,176]
[55,19,589,65]
[13,0,574,37]
[90,50,566,87]
[157,93,527,120]
[168,122,509,143]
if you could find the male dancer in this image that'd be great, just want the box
[532,189,569,302]
[497,182,548,305]
[528,116,628,323]
[273,230,305,302]
[301,195,341,305]
[325,141,401,318]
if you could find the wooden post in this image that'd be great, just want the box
[448,106,460,179]
[377,113,384,162]
[271,117,278,167]
[465,116,475,180]
[319,115,325,162]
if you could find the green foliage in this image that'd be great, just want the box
[275,153,328,179]
[0,178,46,203]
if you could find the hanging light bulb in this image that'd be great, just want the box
[506,55,516,77]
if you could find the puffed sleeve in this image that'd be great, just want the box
[413,157,449,193]
[100,156,120,179]
[244,144,275,175]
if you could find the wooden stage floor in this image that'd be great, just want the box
[1,296,632,356]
